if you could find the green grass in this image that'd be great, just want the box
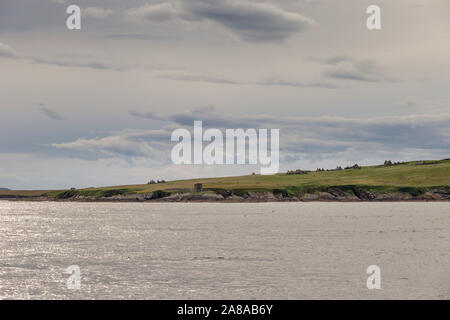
[1,159,449,199]
[0,190,49,197]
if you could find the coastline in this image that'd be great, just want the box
[2,187,449,202]
[2,159,449,203]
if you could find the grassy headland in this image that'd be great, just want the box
[1,159,449,201]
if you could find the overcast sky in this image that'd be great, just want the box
[1,0,449,189]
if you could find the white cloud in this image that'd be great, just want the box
[51,129,171,160]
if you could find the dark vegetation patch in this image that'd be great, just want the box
[55,189,78,199]
[207,188,233,198]
[396,186,428,196]
[277,184,442,199]
[50,188,133,199]
[151,190,170,199]
[272,188,290,198]
[0,195,29,199]
[230,189,250,198]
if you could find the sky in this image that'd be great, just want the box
[0,0,449,189]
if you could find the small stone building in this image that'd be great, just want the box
[194,183,203,192]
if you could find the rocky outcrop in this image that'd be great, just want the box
[298,188,449,202]
[180,192,224,201]
[94,188,450,202]
[100,193,154,201]
[248,192,278,201]
[419,189,450,201]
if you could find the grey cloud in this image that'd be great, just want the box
[185,0,316,42]
[327,70,378,82]
[395,101,418,108]
[30,56,123,71]
[257,79,339,89]
[127,107,450,162]
[0,41,120,70]
[125,0,316,42]
[0,1,119,32]
[0,42,15,57]
[158,74,240,84]
[32,56,180,72]
[393,100,449,110]
[324,55,354,65]
[310,55,395,83]
[307,55,354,65]
[129,110,167,121]
[0,0,64,31]
[101,33,182,41]
[157,73,340,88]
[326,58,392,83]
[40,107,64,120]
[53,106,450,167]
[125,3,179,23]
[130,106,253,127]
[83,7,113,19]
[0,41,177,71]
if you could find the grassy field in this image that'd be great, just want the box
[1,159,449,199]
[0,190,51,197]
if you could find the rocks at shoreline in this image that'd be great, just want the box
[14,187,447,202]
[297,188,450,202]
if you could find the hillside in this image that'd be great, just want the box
[1,159,449,201]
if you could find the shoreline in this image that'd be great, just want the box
[3,199,450,203]
[2,188,449,203]
[2,159,449,203]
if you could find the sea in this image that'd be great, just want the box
[0,201,448,299]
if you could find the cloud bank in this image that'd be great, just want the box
[125,0,316,42]
[51,108,450,168]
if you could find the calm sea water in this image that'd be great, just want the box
[0,201,448,300]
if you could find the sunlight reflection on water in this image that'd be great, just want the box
[0,201,449,299]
